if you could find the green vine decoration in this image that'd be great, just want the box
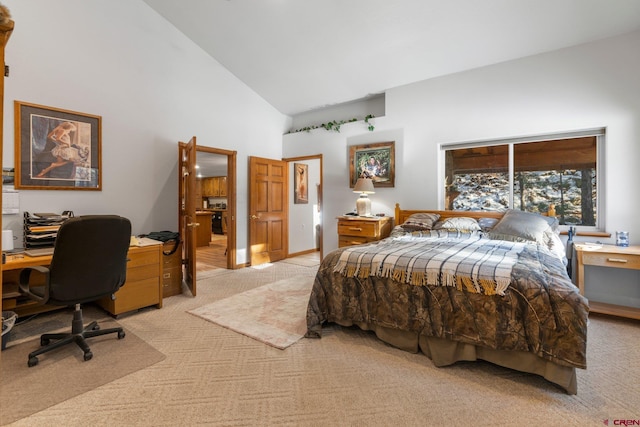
[364,114,375,132]
[288,115,375,134]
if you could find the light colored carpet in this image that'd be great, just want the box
[0,311,165,425]
[188,276,313,349]
[3,260,640,426]
[280,256,320,268]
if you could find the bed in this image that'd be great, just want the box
[306,204,588,394]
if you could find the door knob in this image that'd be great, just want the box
[250,215,259,220]
[187,222,200,227]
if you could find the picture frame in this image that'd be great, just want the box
[14,101,102,190]
[294,162,308,204]
[349,141,395,188]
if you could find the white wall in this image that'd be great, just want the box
[284,30,640,253]
[2,0,290,265]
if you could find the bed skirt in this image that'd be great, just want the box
[337,319,577,394]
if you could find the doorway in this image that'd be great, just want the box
[284,154,323,261]
[195,147,237,272]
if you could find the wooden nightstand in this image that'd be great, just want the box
[573,243,640,320]
[337,216,393,248]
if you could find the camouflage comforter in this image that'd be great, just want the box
[306,237,588,369]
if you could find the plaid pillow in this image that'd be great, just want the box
[401,213,440,231]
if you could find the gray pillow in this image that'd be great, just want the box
[477,217,499,232]
[488,209,557,244]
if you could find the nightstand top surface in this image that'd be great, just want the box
[337,215,390,221]
[574,243,640,255]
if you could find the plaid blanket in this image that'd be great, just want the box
[332,237,526,296]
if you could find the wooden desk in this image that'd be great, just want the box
[2,244,163,317]
[574,243,640,320]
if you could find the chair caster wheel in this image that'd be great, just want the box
[84,351,93,361]
[28,356,39,367]
[92,324,100,331]
[40,337,50,346]
[118,330,125,339]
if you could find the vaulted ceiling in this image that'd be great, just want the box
[143,0,640,116]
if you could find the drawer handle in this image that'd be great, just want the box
[348,227,363,231]
[607,258,628,263]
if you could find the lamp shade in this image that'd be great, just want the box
[353,178,375,194]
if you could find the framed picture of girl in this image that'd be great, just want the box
[349,141,395,188]
[14,101,102,190]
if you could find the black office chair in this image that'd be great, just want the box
[18,215,132,367]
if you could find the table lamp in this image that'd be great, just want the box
[353,178,375,216]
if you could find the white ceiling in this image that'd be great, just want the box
[143,0,640,117]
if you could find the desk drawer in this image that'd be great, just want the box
[109,276,160,315]
[100,277,160,315]
[338,221,377,238]
[127,247,160,268]
[126,263,160,283]
[582,252,640,269]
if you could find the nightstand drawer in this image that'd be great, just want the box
[339,235,371,247]
[582,252,640,269]
[338,221,377,237]
[336,216,393,248]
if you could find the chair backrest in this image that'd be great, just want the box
[47,215,132,305]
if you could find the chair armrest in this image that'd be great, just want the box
[18,265,51,304]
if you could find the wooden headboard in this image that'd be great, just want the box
[394,203,504,226]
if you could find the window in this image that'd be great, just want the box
[442,129,604,227]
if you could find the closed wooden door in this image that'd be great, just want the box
[249,156,288,266]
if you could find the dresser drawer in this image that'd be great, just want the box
[338,221,377,237]
[582,252,640,269]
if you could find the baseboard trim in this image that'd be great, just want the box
[287,248,320,258]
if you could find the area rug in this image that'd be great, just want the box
[188,276,314,349]
[0,320,166,425]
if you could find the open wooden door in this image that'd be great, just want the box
[249,156,288,266]
[179,137,197,296]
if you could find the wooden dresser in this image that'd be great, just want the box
[337,216,393,248]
